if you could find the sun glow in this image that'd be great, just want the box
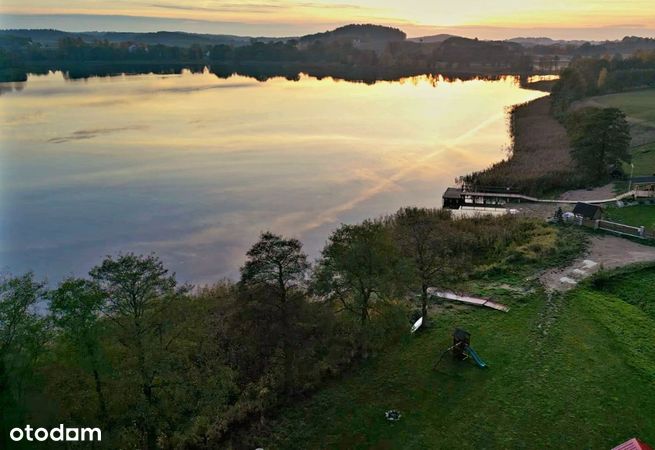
[1,0,653,39]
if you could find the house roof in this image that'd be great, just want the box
[573,202,602,218]
[612,438,654,450]
[443,187,463,199]
[631,176,655,185]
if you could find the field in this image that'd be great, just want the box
[629,142,655,176]
[264,266,655,449]
[606,205,655,231]
[586,89,655,126]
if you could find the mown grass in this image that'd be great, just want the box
[264,266,655,449]
[628,142,655,176]
[606,205,655,230]
[590,264,655,320]
[589,89,655,126]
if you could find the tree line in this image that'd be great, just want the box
[1,210,553,448]
[551,50,655,114]
[0,30,536,83]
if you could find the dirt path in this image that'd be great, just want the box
[558,183,616,202]
[540,235,655,291]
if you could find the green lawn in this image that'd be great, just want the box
[606,205,655,231]
[629,142,655,177]
[265,267,655,449]
[590,89,655,126]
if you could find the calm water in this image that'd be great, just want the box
[0,70,545,284]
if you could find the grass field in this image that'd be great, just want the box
[588,89,655,126]
[629,142,655,176]
[265,266,655,449]
[606,205,655,231]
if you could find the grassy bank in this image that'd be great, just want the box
[264,265,655,449]
[464,96,578,197]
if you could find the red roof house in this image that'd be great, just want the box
[612,438,653,450]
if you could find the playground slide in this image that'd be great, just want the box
[466,347,487,368]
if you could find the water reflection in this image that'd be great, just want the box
[0,71,545,284]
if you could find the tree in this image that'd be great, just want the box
[391,208,468,324]
[90,253,179,450]
[49,278,108,424]
[239,231,309,303]
[0,273,48,438]
[238,232,310,394]
[551,67,587,115]
[569,107,631,180]
[597,67,609,89]
[313,220,402,328]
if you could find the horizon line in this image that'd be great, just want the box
[2,13,655,41]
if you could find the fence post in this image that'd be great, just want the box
[595,220,600,230]
[639,226,645,237]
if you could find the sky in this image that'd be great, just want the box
[1,0,654,40]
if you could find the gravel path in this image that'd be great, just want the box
[540,235,655,291]
[558,183,616,202]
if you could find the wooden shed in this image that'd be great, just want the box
[573,202,602,220]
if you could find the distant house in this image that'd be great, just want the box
[631,175,655,191]
[572,202,602,220]
[611,437,653,450]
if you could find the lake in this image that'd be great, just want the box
[0,70,545,284]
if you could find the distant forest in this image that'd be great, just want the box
[551,50,655,113]
[2,25,655,83]
[0,25,582,82]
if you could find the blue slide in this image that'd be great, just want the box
[466,347,487,368]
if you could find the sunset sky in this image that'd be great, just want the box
[1,0,654,40]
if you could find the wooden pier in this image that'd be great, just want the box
[442,186,649,209]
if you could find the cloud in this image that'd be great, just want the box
[147,2,286,14]
[145,1,366,14]
[47,125,147,143]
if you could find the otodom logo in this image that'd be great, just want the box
[10,425,101,442]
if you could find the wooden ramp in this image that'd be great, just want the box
[460,189,640,205]
[443,187,652,210]
[427,288,510,312]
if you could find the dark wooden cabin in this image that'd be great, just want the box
[572,202,602,220]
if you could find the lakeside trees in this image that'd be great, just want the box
[313,220,403,328]
[49,278,108,424]
[0,273,48,440]
[89,253,185,449]
[1,213,583,448]
[390,207,471,323]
